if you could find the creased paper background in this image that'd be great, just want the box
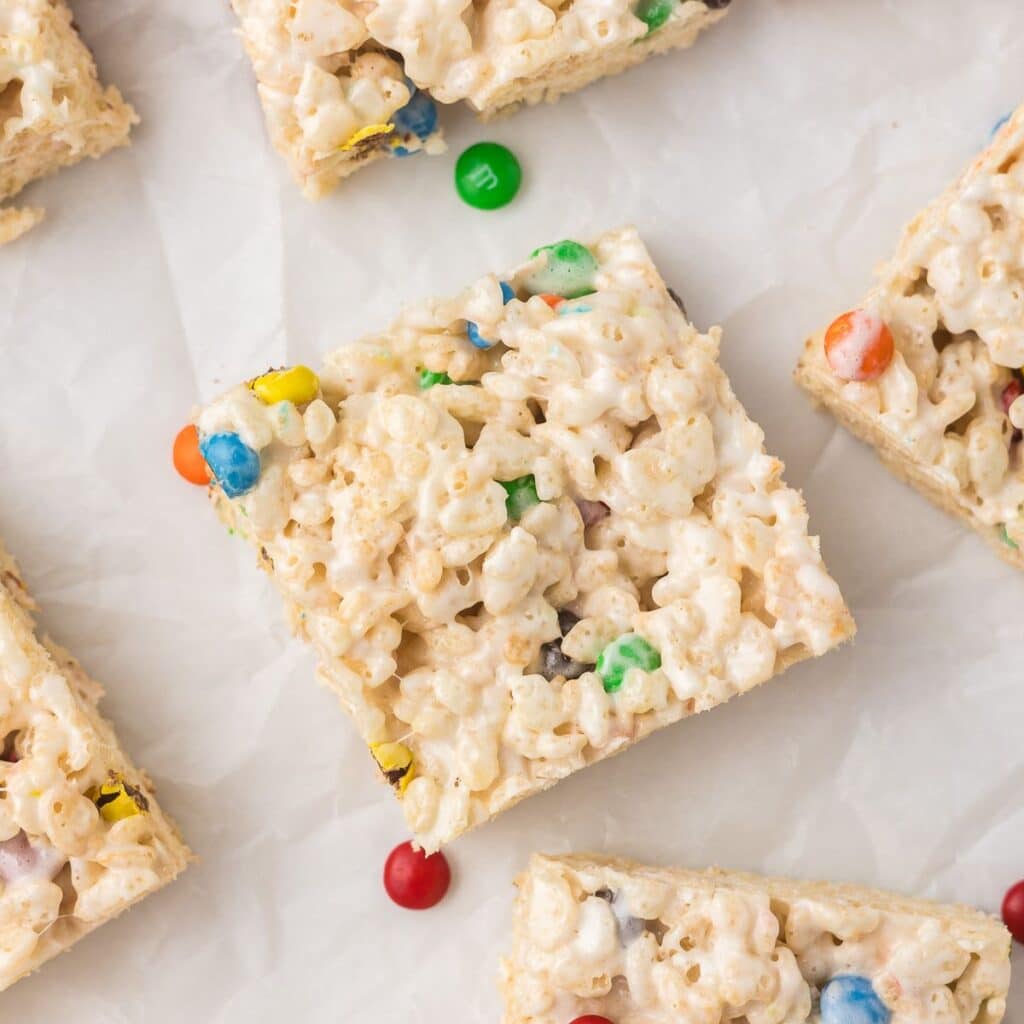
[1,0,1022,1019]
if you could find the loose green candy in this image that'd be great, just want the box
[455,142,522,210]
[596,634,661,693]
[634,0,675,34]
[523,240,599,299]
[500,474,540,520]
[419,368,454,389]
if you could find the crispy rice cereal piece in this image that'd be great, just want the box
[197,226,853,851]
[0,543,190,991]
[501,853,1012,1024]
[230,0,731,198]
[0,0,137,243]
[795,104,1024,570]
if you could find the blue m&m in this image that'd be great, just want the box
[820,975,891,1024]
[199,432,261,498]
[392,87,439,156]
[466,280,515,349]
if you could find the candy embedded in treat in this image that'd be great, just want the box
[418,368,455,389]
[569,1017,615,1024]
[87,773,149,823]
[383,841,451,910]
[391,87,440,157]
[466,281,517,349]
[0,832,66,884]
[501,854,1012,1024]
[250,365,320,406]
[173,424,211,486]
[596,634,661,693]
[823,310,894,382]
[820,975,892,1024]
[197,226,854,851]
[371,742,415,794]
[523,241,599,299]
[500,475,541,521]
[199,432,261,498]
[634,0,676,34]
[455,142,522,210]
[539,611,595,682]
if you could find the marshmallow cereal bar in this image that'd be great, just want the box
[795,104,1024,569]
[195,226,853,851]
[501,853,1012,1024]
[0,0,137,244]
[0,543,190,990]
[230,0,731,198]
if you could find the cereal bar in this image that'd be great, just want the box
[0,0,137,243]
[196,225,853,851]
[501,853,1012,1024]
[229,0,731,198]
[795,104,1024,569]
[0,543,190,990]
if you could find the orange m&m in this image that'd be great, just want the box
[824,309,894,382]
[173,425,210,486]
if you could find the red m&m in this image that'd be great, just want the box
[383,841,451,910]
[1002,879,1024,942]
[570,1017,614,1024]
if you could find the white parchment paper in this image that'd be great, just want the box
[1,0,1022,1019]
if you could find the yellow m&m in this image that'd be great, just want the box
[370,742,415,794]
[88,774,148,823]
[250,366,319,406]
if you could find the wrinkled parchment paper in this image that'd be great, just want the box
[1,0,1022,1019]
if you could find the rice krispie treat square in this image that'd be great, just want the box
[795,104,1024,570]
[230,0,731,198]
[195,225,853,851]
[0,543,190,990]
[501,853,1012,1024]
[0,0,137,244]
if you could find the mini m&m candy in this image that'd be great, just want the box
[824,310,895,382]
[569,1017,614,1024]
[418,368,454,389]
[391,87,439,156]
[635,0,675,34]
[173,424,210,486]
[250,365,319,406]
[383,841,451,910]
[466,280,516,349]
[199,432,261,498]
[455,142,522,210]
[340,122,394,152]
[596,634,661,693]
[820,975,891,1024]
[371,742,415,794]
[87,774,148,823]
[524,240,598,299]
[1002,879,1024,942]
[500,474,540,520]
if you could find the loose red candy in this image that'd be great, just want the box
[1002,879,1024,943]
[383,841,451,910]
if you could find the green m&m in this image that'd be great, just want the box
[635,0,676,34]
[455,142,522,210]
[418,368,454,389]
[500,474,540,520]
[596,634,661,693]
[523,240,598,299]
